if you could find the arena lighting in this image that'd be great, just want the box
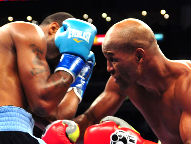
[83,14,88,19]
[94,34,105,45]
[106,17,111,22]
[27,16,32,21]
[142,11,147,16]
[87,18,93,23]
[93,33,164,45]
[8,16,13,21]
[160,10,166,15]
[102,13,107,18]
[154,33,164,41]
[164,14,169,19]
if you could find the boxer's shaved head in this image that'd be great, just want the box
[103,18,158,54]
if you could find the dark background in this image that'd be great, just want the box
[0,0,190,142]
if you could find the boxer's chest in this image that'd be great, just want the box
[132,89,182,143]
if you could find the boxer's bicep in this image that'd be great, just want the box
[16,34,50,96]
[178,75,191,143]
[179,112,191,144]
[11,23,50,89]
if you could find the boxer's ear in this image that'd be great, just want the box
[48,22,59,35]
[135,48,145,63]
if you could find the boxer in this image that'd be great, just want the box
[74,18,191,144]
[0,12,96,143]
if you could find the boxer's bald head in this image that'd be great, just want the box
[103,18,157,54]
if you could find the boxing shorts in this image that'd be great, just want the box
[0,106,46,144]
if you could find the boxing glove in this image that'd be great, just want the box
[84,116,157,144]
[55,18,97,82]
[68,51,95,102]
[41,120,80,144]
[101,116,139,133]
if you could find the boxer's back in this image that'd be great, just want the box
[0,23,26,108]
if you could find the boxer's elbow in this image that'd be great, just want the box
[27,90,60,117]
[56,106,77,120]
[29,99,54,117]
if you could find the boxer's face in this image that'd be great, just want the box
[45,23,61,68]
[103,42,138,86]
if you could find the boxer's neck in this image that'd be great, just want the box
[137,53,173,96]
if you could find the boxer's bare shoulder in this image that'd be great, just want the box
[0,22,45,49]
[173,60,191,69]
[184,60,191,68]
[175,69,191,110]
[1,21,39,32]
[174,66,191,143]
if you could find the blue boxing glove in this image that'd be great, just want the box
[68,51,95,102]
[55,18,97,82]
[55,18,97,60]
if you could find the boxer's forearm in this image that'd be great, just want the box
[33,90,80,129]
[73,91,127,138]
[28,70,73,116]
[52,89,80,120]
[73,111,96,141]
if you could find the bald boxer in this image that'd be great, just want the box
[0,12,96,144]
[74,18,191,144]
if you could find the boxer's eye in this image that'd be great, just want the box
[109,57,118,63]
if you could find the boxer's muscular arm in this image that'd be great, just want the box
[176,74,191,144]
[33,90,80,130]
[180,112,191,144]
[10,22,73,116]
[50,89,80,120]
[73,76,127,137]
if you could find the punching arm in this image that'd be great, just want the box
[73,77,127,140]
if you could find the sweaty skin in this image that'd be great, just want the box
[0,21,74,116]
[74,19,191,144]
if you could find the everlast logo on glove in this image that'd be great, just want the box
[68,28,91,43]
[110,130,137,144]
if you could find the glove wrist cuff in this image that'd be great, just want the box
[67,87,82,103]
[54,53,85,83]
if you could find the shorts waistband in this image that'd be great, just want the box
[0,106,34,134]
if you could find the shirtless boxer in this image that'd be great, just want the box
[74,18,191,144]
[0,12,96,144]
